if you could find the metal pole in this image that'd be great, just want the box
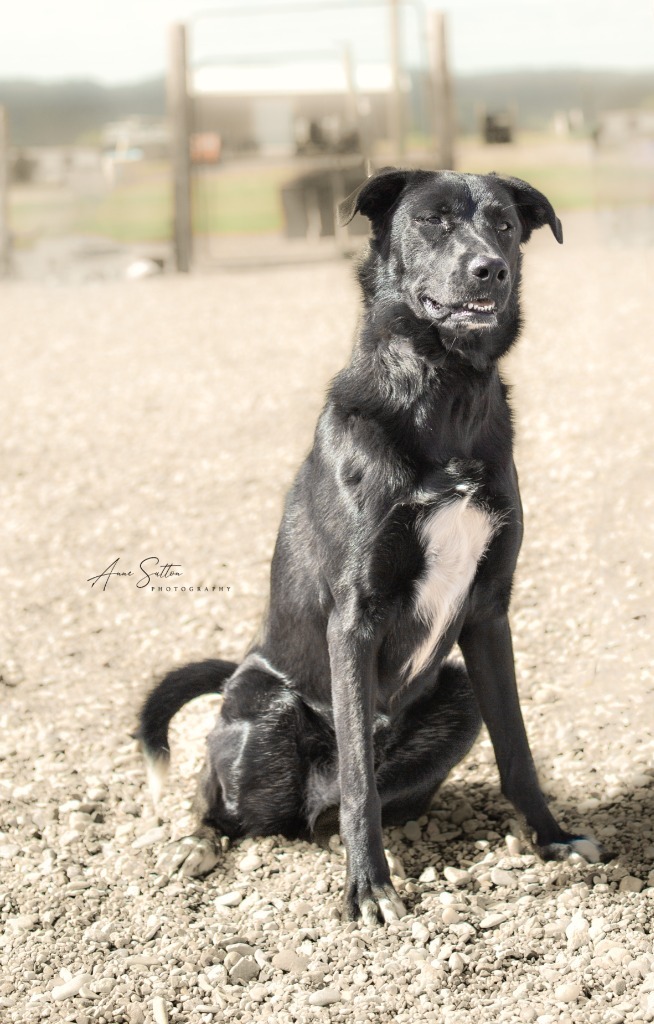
[167,23,193,272]
[427,9,454,169]
[0,107,10,278]
[389,0,404,161]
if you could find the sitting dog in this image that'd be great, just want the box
[138,168,605,925]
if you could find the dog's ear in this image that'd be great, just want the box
[339,167,411,231]
[496,175,563,244]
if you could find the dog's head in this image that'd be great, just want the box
[340,168,562,367]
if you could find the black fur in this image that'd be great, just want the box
[138,169,605,923]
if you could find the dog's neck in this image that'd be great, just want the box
[330,273,517,468]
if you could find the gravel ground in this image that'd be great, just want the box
[1,210,653,1024]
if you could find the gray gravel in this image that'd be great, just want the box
[1,210,653,1023]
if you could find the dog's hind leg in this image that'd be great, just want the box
[156,662,315,879]
[377,661,482,826]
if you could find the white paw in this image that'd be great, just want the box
[567,837,605,863]
[156,834,220,878]
[540,835,606,864]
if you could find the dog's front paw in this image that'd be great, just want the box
[156,832,220,878]
[344,874,407,925]
[538,834,610,864]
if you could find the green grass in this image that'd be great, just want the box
[9,142,650,246]
[193,167,287,235]
[10,162,288,244]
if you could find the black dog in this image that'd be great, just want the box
[138,168,605,925]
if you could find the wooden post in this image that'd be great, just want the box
[168,23,193,272]
[427,10,455,169]
[389,0,404,161]
[0,107,10,278]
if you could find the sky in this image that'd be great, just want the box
[2,0,653,84]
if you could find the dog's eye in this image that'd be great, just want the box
[416,214,442,225]
[497,221,513,232]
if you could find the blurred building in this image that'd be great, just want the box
[192,60,406,156]
[596,108,654,146]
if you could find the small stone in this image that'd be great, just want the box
[216,890,243,907]
[449,952,465,972]
[205,964,228,983]
[238,854,263,872]
[0,845,20,860]
[450,802,474,824]
[455,924,477,945]
[505,834,522,856]
[152,996,168,1024]
[131,826,168,850]
[91,979,115,996]
[490,867,514,887]
[250,984,267,1002]
[229,957,260,984]
[10,915,38,932]
[419,866,438,883]
[289,900,312,918]
[403,820,422,842]
[271,949,310,974]
[479,913,507,929]
[632,773,652,788]
[442,906,460,926]
[224,951,243,970]
[52,974,93,1000]
[142,916,160,942]
[554,982,582,1003]
[251,906,274,922]
[87,787,108,802]
[443,867,470,885]
[60,829,81,847]
[420,962,446,984]
[439,891,457,904]
[566,913,589,950]
[226,943,256,958]
[619,875,644,893]
[69,811,93,829]
[66,880,93,894]
[308,988,341,1006]
[411,922,430,945]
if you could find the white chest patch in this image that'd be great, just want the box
[404,497,499,681]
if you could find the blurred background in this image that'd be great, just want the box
[1,0,653,278]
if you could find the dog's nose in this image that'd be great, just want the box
[469,255,509,285]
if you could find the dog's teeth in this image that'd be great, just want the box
[464,301,495,312]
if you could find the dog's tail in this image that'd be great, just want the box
[136,658,237,805]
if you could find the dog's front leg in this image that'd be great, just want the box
[459,614,605,862]
[327,612,406,924]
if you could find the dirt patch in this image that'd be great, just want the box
[1,211,653,1022]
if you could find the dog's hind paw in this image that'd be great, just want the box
[538,835,609,864]
[156,833,220,878]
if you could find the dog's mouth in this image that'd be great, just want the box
[420,295,497,324]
